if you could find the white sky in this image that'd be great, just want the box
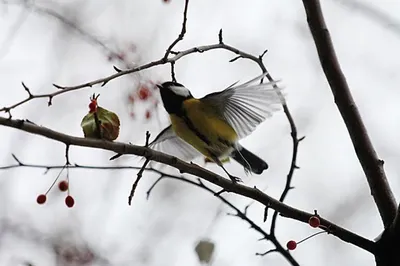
[0,0,400,265]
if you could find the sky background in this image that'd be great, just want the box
[0,0,400,265]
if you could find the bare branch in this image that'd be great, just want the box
[164,0,189,59]
[301,0,397,228]
[0,116,377,254]
[128,131,151,205]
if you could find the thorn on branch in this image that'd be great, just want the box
[229,56,242,63]
[259,49,268,60]
[21,82,33,98]
[113,66,122,73]
[25,119,36,125]
[263,205,269,222]
[214,188,227,196]
[170,51,179,55]
[101,80,109,87]
[52,83,64,89]
[11,154,22,165]
[48,96,53,106]
[298,136,306,142]
[218,29,224,44]
[255,248,278,256]
[109,153,123,160]
[197,178,205,187]
[194,47,204,53]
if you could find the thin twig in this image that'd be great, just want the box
[128,131,151,205]
[0,41,284,115]
[164,0,190,59]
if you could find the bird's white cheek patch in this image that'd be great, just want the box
[170,86,191,97]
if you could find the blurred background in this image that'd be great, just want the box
[0,0,400,265]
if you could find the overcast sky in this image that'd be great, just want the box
[0,0,400,265]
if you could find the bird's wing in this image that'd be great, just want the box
[201,72,284,139]
[148,125,201,161]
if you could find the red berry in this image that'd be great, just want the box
[36,194,47,204]
[65,196,75,208]
[145,110,151,119]
[286,240,297,250]
[308,216,320,228]
[89,101,97,113]
[58,180,69,192]
[138,86,151,100]
[129,111,135,118]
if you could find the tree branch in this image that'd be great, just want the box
[147,175,299,266]
[0,116,376,254]
[301,0,397,228]
[0,40,277,116]
[164,0,189,59]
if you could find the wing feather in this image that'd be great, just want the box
[201,72,284,139]
[148,125,201,161]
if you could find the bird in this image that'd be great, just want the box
[149,72,283,182]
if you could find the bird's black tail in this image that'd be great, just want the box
[231,146,268,175]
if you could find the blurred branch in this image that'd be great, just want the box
[11,1,128,64]
[301,0,397,228]
[0,153,148,172]
[147,174,299,266]
[332,0,400,37]
[0,116,376,254]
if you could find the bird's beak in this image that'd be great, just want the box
[156,84,163,90]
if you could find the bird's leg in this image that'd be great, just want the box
[210,155,242,183]
[220,165,242,183]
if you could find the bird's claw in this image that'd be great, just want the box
[229,175,242,183]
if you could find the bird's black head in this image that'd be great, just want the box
[157,81,193,114]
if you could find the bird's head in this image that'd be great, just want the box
[157,81,193,114]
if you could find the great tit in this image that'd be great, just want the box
[150,72,283,182]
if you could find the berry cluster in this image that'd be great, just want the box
[36,167,75,208]
[126,81,159,121]
[286,215,321,251]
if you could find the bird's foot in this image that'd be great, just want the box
[228,174,242,183]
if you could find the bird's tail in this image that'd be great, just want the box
[231,146,268,175]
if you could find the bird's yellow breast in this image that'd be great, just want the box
[170,98,238,159]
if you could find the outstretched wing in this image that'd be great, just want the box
[148,125,201,161]
[201,72,284,139]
